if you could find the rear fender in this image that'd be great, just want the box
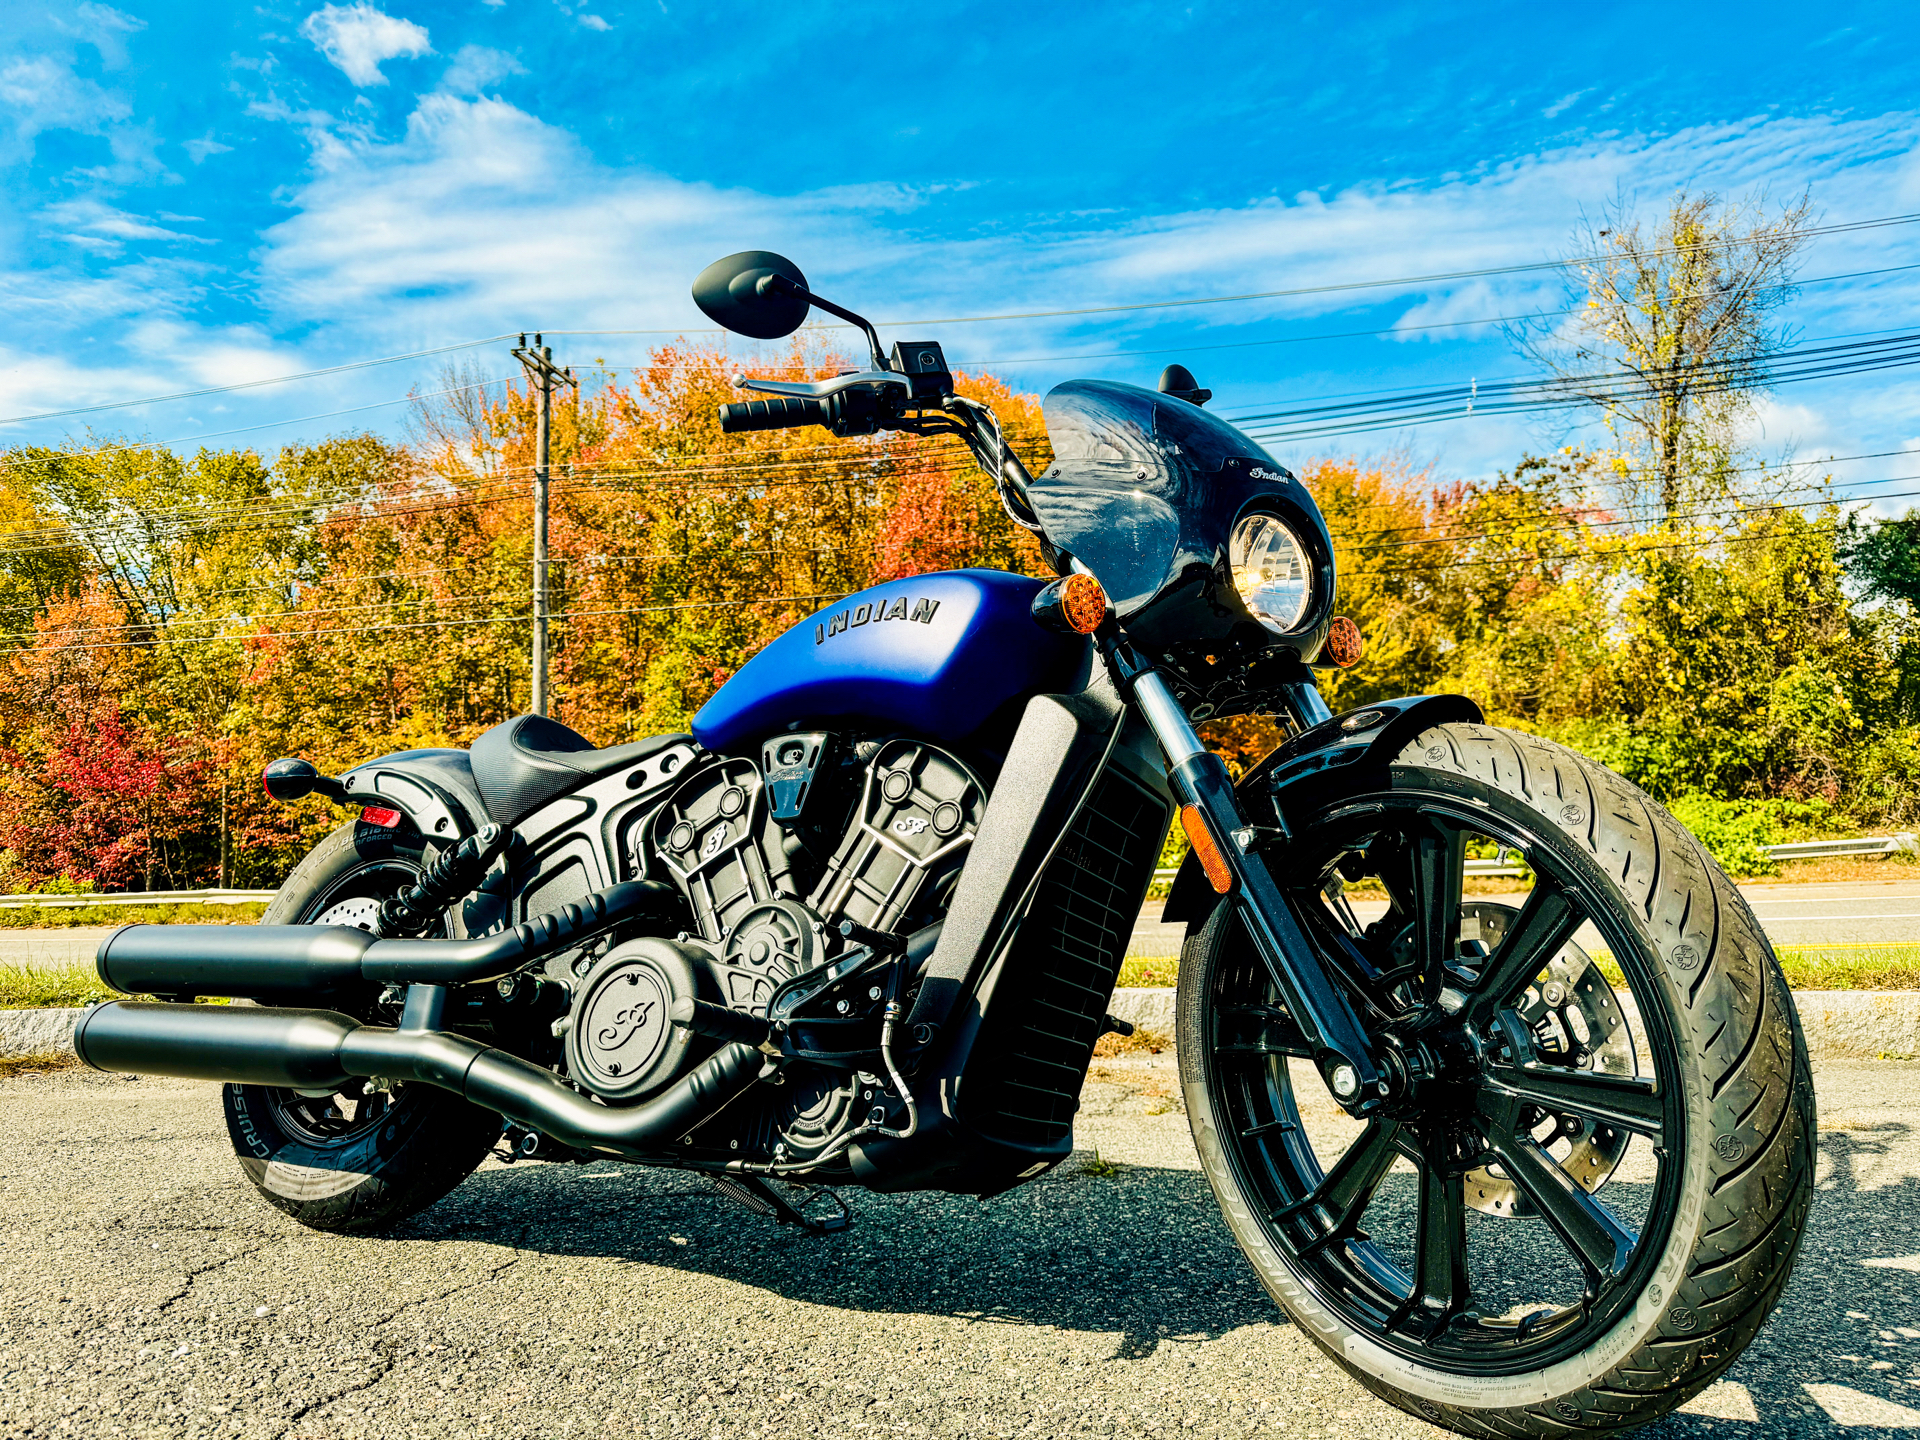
[1160,694,1483,927]
[336,748,486,843]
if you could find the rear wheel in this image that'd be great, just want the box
[224,820,501,1234]
[1176,723,1815,1436]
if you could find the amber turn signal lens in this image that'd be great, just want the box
[1180,804,1235,895]
[1030,572,1109,635]
[1324,615,1365,668]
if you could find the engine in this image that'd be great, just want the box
[550,735,985,1163]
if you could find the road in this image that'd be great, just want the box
[0,1057,1913,1439]
[3,878,1912,976]
[1130,878,1921,959]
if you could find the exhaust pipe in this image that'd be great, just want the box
[73,1001,762,1155]
[97,879,677,1000]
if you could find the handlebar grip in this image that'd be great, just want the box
[718,395,832,433]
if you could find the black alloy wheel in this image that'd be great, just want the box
[1178,722,1814,1437]
[1202,793,1683,1370]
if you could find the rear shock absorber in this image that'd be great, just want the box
[378,823,511,936]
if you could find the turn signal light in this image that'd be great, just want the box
[1324,615,1365,668]
[1180,804,1235,894]
[1031,573,1108,635]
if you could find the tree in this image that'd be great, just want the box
[1510,189,1814,522]
[1844,508,1919,612]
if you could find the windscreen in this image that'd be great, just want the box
[1030,380,1283,614]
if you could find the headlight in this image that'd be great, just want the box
[1229,514,1312,633]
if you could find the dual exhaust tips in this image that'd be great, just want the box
[74,876,764,1157]
[75,1001,763,1156]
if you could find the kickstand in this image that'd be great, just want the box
[710,1175,851,1232]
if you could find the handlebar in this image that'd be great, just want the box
[718,395,833,433]
[710,395,822,434]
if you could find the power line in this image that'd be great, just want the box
[883,214,1919,327]
[2,434,1905,560]
[8,515,1861,656]
[1333,476,1917,556]
[3,591,852,654]
[5,214,1912,429]
[1371,520,1855,577]
[1238,334,1919,443]
[18,473,1906,647]
[949,263,1919,368]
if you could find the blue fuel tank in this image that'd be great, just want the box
[691,569,1088,755]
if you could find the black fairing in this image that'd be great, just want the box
[1032,379,1335,708]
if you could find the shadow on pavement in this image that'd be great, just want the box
[396,1115,1917,1435]
[404,1153,1279,1363]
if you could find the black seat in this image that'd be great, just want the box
[468,715,694,828]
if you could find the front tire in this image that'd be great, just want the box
[1177,722,1815,1437]
[226,820,501,1234]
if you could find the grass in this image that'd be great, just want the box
[1092,1026,1172,1056]
[0,902,267,928]
[0,1052,81,1079]
[1115,942,1919,993]
[0,962,117,1009]
[0,961,235,1009]
[1115,956,1180,988]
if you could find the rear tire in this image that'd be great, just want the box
[1177,722,1816,1437]
[227,820,501,1234]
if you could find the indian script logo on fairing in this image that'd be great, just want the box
[815,595,940,645]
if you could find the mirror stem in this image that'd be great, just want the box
[758,274,890,371]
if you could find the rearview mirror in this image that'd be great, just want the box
[692,250,812,339]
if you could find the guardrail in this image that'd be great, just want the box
[0,888,277,910]
[5,832,1913,907]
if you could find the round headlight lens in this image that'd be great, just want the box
[1229,514,1313,633]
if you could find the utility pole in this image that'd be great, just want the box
[511,333,576,717]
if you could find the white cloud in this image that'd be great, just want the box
[300,4,432,88]
[42,199,203,244]
[578,14,611,30]
[0,54,130,148]
[439,45,524,96]
[183,135,234,163]
[70,3,147,70]
[1542,90,1584,120]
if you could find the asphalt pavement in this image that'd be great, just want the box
[0,1056,1913,1439]
[1129,879,1921,958]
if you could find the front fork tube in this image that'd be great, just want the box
[1130,669,1386,1115]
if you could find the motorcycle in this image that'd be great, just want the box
[75,250,1814,1437]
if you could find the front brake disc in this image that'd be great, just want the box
[1459,902,1638,1219]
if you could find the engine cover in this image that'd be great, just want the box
[563,938,708,1104]
[650,757,794,945]
[808,738,985,934]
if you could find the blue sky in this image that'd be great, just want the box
[1,0,1916,508]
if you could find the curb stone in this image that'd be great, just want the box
[10,990,1915,1066]
[1106,987,1920,1061]
[0,1008,87,1058]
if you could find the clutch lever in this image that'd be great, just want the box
[733,370,912,401]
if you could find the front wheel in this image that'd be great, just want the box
[1177,722,1814,1437]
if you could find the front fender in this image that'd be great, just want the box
[1159,694,1483,927]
